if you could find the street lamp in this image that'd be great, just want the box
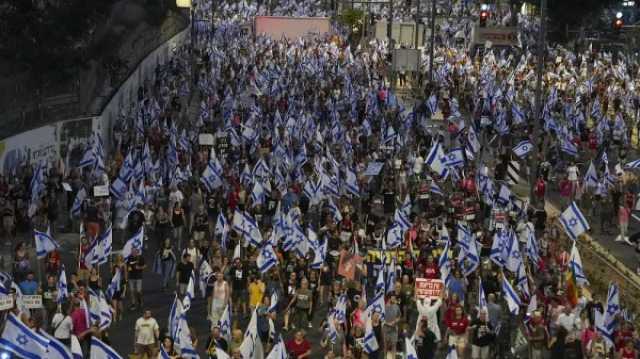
[176,0,191,7]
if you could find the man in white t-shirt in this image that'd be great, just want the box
[135,309,160,357]
[51,308,74,347]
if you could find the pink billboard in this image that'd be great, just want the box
[255,16,331,40]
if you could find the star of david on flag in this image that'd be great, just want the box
[559,202,589,241]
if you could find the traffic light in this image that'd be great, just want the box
[613,12,624,32]
[479,9,489,27]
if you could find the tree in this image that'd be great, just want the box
[546,0,617,42]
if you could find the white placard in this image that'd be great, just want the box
[22,295,43,309]
[62,182,72,192]
[93,185,109,197]
[199,133,214,146]
[0,296,13,310]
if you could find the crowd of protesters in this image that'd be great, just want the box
[1,0,640,358]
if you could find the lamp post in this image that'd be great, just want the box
[529,0,546,205]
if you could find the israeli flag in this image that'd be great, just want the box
[215,212,230,250]
[71,335,82,359]
[97,225,112,265]
[559,202,589,241]
[310,231,327,270]
[40,329,74,359]
[375,263,385,294]
[505,233,522,274]
[327,198,343,223]
[426,94,438,116]
[512,103,525,124]
[386,223,404,249]
[232,210,263,247]
[405,337,418,359]
[444,147,465,168]
[70,188,86,218]
[502,277,522,315]
[345,167,360,196]
[516,263,530,299]
[0,313,49,358]
[478,278,488,312]
[182,272,196,312]
[121,226,144,260]
[266,338,287,359]
[34,226,60,259]
[250,181,266,207]
[496,184,512,208]
[603,283,620,337]
[257,244,279,274]
[461,235,480,277]
[175,316,199,359]
[439,237,453,287]
[624,158,640,169]
[430,181,445,196]
[106,268,122,300]
[168,295,183,340]
[560,137,578,157]
[385,259,396,293]
[466,126,481,158]
[425,141,450,179]
[526,229,541,265]
[201,158,224,192]
[512,140,533,158]
[584,161,599,189]
[109,177,128,200]
[57,265,68,304]
[218,304,232,342]
[490,230,508,268]
[363,312,379,354]
[446,345,458,359]
[569,244,588,286]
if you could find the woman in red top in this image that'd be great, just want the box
[446,306,469,357]
[286,330,312,359]
[619,340,636,359]
[423,255,439,279]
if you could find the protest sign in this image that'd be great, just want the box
[415,278,444,299]
[22,295,43,309]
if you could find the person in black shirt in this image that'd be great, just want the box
[127,248,146,310]
[230,258,248,317]
[415,318,437,359]
[193,205,209,245]
[176,253,194,297]
[470,310,495,359]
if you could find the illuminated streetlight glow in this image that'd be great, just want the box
[176,0,192,8]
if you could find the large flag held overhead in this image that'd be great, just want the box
[34,226,60,259]
[0,313,50,358]
[121,226,144,260]
[559,202,589,241]
[569,244,589,286]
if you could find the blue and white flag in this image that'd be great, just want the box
[512,103,525,124]
[559,202,589,241]
[266,338,287,359]
[502,277,522,315]
[584,161,599,189]
[70,188,87,218]
[218,304,232,342]
[344,167,360,196]
[71,335,82,359]
[624,159,640,169]
[425,141,450,179]
[602,283,620,343]
[232,209,263,247]
[257,244,279,274]
[439,237,453,287]
[569,244,588,286]
[34,226,60,259]
[250,181,266,207]
[386,223,404,249]
[121,226,144,260]
[215,212,230,250]
[526,229,541,265]
[175,316,199,359]
[426,94,438,116]
[362,311,379,354]
[385,259,396,294]
[405,338,418,359]
[0,313,49,358]
[478,279,488,312]
[516,263,530,299]
[39,330,73,359]
[496,184,511,208]
[106,268,122,300]
[327,198,343,223]
[505,234,522,274]
[446,346,458,359]
[512,140,533,158]
[560,137,578,157]
[466,126,481,159]
[201,158,224,192]
[57,265,68,304]
[444,147,465,168]
[182,272,195,313]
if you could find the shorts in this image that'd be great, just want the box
[232,289,248,301]
[129,279,142,292]
[448,334,467,348]
[471,345,490,359]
